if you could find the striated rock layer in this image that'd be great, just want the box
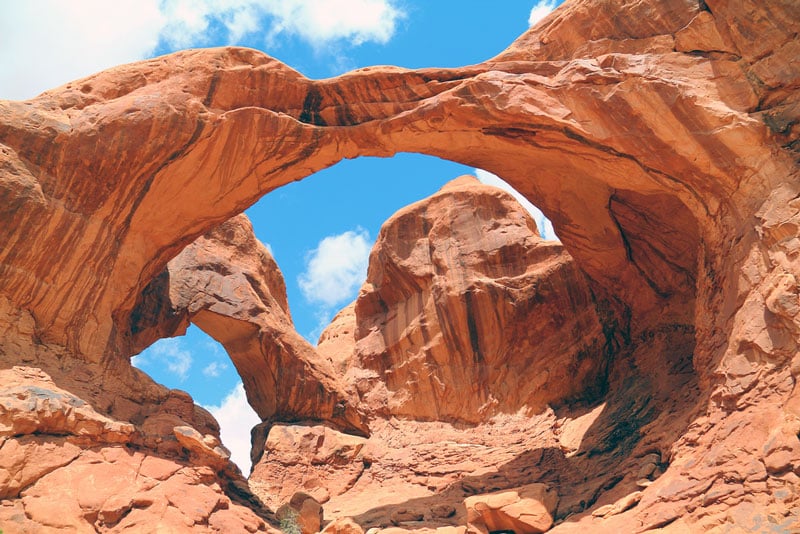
[319,176,606,423]
[0,0,799,531]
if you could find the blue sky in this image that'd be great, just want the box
[1,0,561,472]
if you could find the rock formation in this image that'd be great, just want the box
[251,175,699,531]
[0,363,270,532]
[132,214,368,436]
[0,0,798,531]
[318,176,605,423]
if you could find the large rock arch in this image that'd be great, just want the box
[4,0,794,373]
[1,0,799,530]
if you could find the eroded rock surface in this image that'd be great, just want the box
[251,177,702,531]
[320,176,605,423]
[0,366,269,533]
[0,0,799,531]
[250,423,368,511]
[464,483,558,534]
[132,214,368,436]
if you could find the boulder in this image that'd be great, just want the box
[464,484,558,534]
[277,492,324,534]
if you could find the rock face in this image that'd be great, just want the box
[132,214,368,436]
[319,176,605,423]
[0,0,799,532]
[251,176,699,531]
[0,366,268,532]
[250,423,368,511]
[464,483,558,534]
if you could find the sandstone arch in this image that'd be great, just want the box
[129,214,369,435]
[1,0,799,530]
[3,0,789,372]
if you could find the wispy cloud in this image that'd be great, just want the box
[298,228,371,308]
[168,354,193,381]
[529,0,558,27]
[0,0,405,100]
[260,0,404,48]
[132,337,193,382]
[203,383,261,474]
[297,228,371,342]
[202,361,229,378]
[474,169,558,241]
[307,309,335,345]
[130,353,147,369]
[159,0,405,49]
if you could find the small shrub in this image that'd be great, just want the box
[279,509,301,534]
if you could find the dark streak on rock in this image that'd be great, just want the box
[299,87,327,126]
[465,288,483,365]
[204,72,221,108]
[608,194,672,299]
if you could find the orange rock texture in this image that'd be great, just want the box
[0,364,270,532]
[132,214,368,436]
[329,176,605,423]
[252,174,699,531]
[0,0,798,532]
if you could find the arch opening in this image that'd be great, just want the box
[1,0,797,528]
[133,323,259,473]
[126,147,703,523]
[127,152,567,470]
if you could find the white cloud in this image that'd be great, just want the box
[475,169,558,241]
[131,353,147,368]
[133,337,194,381]
[0,0,164,100]
[308,308,335,345]
[529,0,558,27]
[204,383,261,474]
[202,360,228,377]
[298,228,371,308]
[0,0,404,101]
[202,337,226,356]
[170,357,192,380]
[261,0,402,47]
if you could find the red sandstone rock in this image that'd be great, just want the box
[0,0,798,532]
[0,366,134,444]
[321,517,365,534]
[464,483,558,534]
[0,365,271,533]
[254,178,700,532]
[321,176,605,423]
[250,423,368,511]
[275,492,324,534]
[133,214,368,435]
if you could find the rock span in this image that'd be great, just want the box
[0,0,798,531]
[131,214,368,436]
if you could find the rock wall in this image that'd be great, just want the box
[2,0,794,369]
[0,0,799,531]
[318,176,606,423]
[253,176,702,531]
[0,312,272,532]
